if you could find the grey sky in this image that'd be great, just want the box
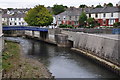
[0,0,120,9]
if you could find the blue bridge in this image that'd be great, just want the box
[3,26,48,32]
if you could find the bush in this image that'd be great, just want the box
[59,24,73,28]
[113,22,120,28]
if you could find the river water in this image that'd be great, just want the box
[5,37,119,78]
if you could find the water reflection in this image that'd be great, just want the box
[5,37,119,78]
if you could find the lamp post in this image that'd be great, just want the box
[0,9,2,36]
[0,8,2,80]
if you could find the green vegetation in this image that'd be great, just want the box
[7,8,13,10]
[87,18,100,28]
[113,22,120,28]
[106,3,113,7]
[79,4,87,8]
[24,5,53,26]
[59,24,73,28]
[2,41,20,71]
[52,4,67,15]
[96,4,103,8]
[79,12,87,28]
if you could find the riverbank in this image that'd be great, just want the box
[2,40,53,78]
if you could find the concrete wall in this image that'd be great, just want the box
[61,30,120,65]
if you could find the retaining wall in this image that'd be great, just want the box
[61,31,120,65]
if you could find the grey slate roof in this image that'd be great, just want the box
[2,13,26,18]
[57,7,82,16]
[87,7,120,13]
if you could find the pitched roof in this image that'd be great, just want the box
[56,7,82,16]
[87,7,120,13]
[2,13,26,18]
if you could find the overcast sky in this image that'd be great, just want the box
[0,0,120,9]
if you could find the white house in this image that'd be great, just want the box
[2,13,28,26]
[2,9,29,26]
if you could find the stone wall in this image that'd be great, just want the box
[61,31,120,65]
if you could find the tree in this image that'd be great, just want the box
[52,4,67,15]
[7,8,13,10]
[79,12,87,27]
[79,4,87,8]
[107,3,113,7]
[24,5,53,26]
[113,22,120,28]
[96,4,103,8]
[87,18,100,28]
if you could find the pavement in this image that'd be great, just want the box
[94,34,120,40]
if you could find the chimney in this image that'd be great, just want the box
[70,6,75,10]
[91,5,94,8]
[116,4,118,7]
[104,3,107,7]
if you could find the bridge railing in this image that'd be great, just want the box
[3,26,48,32]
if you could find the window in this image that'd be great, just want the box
[103,13,106,17]
[75,16,78,20]
[103,20,106,25]
[95,14,98,18]
[111,13,113,17]
[19,22,21,25]
[89,14,91,17]
[69,16,71,20]
[15,18,16,20]
[19,18,21,20]
[15,23,17,25]
[109,19,115,25]
[10,22,12,25]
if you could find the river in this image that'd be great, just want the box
[5,37,119,78]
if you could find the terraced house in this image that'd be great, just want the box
[2,9,29,26]
[56,2,120,28]
[55,7,83,27]
[86,4,120,27]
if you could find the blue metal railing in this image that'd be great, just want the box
[2,26,48,32]
[112,28,120,34]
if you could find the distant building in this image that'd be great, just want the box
[86,6,120,27]
[55,7,92,27]
[55,2,120,28]
[55,7,81,27]
[2,8,29,26]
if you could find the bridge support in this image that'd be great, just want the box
[55,34,72,47]
[32,31,34,38]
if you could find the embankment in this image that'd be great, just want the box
[2,40,53,78]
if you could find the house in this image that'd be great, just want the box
[2,8,29,26]
[55,7,81,27]
[86,5,120,27]
[55,7,93,27]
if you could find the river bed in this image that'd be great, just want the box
[5,37,119,78]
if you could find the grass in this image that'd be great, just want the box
[2,40,20,72]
